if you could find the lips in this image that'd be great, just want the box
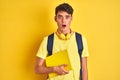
[62,24,66,28]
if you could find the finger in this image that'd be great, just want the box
[63,69,69,74]
[62,72,66,75]
[61,70,69,75]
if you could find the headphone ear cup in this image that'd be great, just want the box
[58,33,72,40]
[66,33,71,40]
[59,33,66,40]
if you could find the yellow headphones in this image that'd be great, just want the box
[56,31,73,40]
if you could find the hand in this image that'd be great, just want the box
[53,64,69,75]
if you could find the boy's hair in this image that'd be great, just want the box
[55,3,74,16]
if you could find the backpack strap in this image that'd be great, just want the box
[47,33,54,56]
[75,32,83,60]
[75,32,83,80]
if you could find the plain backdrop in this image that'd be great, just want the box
[0,0,120,80]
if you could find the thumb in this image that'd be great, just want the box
[63,64,68,67]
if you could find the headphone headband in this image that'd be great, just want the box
[56,30,73,40]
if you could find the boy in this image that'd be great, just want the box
[35,3,89,80]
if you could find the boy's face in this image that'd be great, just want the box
[55,11,72,33]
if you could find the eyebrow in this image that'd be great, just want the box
[57,14,70,17]
[57,14,62,16]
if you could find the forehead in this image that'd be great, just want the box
[56,11,71,16]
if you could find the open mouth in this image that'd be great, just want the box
[62,24,66,28]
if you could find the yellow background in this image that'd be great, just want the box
[0,0,120,80]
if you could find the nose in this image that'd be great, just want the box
[62,17,66,23]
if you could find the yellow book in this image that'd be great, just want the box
[45,50,72,78]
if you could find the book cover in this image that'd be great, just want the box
[46,50,72,78]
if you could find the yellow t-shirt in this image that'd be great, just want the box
[36,32,89,80]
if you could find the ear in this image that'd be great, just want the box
[54,16,57,22]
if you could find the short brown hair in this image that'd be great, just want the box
[55,3,74,16]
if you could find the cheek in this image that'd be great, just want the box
[67,20,72,24]
[56,20,61,24]
[56,21,61,26]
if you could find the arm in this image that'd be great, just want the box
[81,57,88,80]
[34,57,69,75]
[34,57,54,74]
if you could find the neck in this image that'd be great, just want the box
[57,29,71,34]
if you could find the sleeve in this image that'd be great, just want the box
[36,37,48,59]
[82,36,89,57]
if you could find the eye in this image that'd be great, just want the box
[57,15,62,19]
[66,15,70,19]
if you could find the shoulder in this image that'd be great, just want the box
[75,32,81,35]
[47,33,55,38]
[42,33,55,42]
[75,32,87,42]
